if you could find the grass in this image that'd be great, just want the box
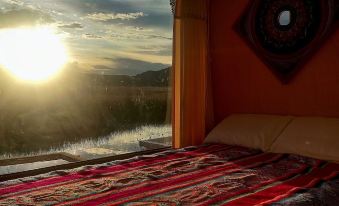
[0,84,171,155]
[0,70,172,161]
[0,124,172,160]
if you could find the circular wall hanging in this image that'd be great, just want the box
[235,0,339,83]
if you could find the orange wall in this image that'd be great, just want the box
[210,0,339,123]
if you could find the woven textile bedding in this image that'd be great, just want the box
[0,144,338,205]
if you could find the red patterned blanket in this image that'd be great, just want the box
[0,144,338,205]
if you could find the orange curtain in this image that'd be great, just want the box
[172,0,213,148]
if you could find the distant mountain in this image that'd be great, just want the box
[85,67,171,87]
[134,67,171,87]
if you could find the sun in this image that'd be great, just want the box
[0,27,69,83]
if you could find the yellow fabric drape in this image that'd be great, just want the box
[172,0,213,148]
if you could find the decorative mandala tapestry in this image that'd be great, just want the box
[235,0,339,83]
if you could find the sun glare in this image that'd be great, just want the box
[0,27,68,83]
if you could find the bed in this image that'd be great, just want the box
[0,143,338,205]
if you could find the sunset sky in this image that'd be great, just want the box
[0,0,173,75]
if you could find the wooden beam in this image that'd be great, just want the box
[0,153,83,167]
[0,147,170,182]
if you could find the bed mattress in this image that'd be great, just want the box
[0,144,338,205]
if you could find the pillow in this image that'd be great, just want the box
[270,117,339,162]
[204,114,293,151]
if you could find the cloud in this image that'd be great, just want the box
[98,12,172,30]
[82,33,103,39]
[93,57,170,75]
[86,12,146,21]
[58,22,83,29]
[129,12,173,30]
[110,32,172,41]
[135,45,172,56]
[0,8,54,29]
[56,0,158,14]
[2,0,23,6]
[143,34,172,40]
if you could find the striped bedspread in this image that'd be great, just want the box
[0,144,338,205]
